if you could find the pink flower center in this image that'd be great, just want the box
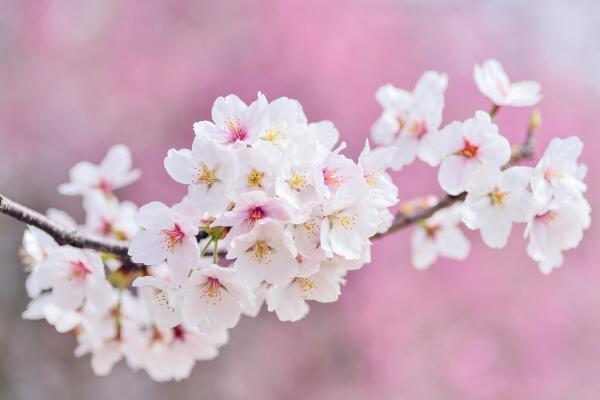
[323,167,344,188]
[246,207,265,226]
[96,178,112,195]
[536,210,558,224]
[226,117,247,142]
[424,224,441,239]
[409,120,428,138]
[201,278,224,304]
[460,139,479,159]
[162,223,185,251]
[69,260,92,282]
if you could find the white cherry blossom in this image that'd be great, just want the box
[437,111,511,195]
[462,166,534,248]
[59,144,140,197]
[358,140,399,208]
[320,185,379,260]
[124,324,226,382]
[181,264,254,332]
[212,190,291,238]
[530,136,587,203]
[474,59,542,107]
[371,71,448,169]
[164,135,237,215]
[133,276,184,329]
[35,247,113,311]
[128,201,201,282]
[524,196,591,274]
[266,265,344,322]
[193,93,268,146]
[227,222,298,287]
[411,204,470,270]
[83,192,139,241]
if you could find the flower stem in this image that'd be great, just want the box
[212,238,219,264]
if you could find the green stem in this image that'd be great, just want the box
[212,238,219,264]
[200,237,213,257]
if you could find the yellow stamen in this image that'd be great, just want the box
[489,187,508,205]
[252,241,272,263]
[287,172,308,191]
[328,212,357,230]
[295,277,316,297]
[197,164,219,187]
[247,168,265,189]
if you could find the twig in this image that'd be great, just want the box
[0,193,145,272]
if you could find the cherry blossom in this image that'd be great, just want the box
[83,192,139,241]
[474,59,542,107]
[8,65,592,381]
[164,135,237,215]
[410,204,470,270]
[320,185,379,260]
[35,247,113,311]
[371,71,448,170]
[193,93,268,146]
[133,276,185,329]
[128,201,201,282]
[462,166,534,248]
[227,222,298,287]
[530,136,587,203]
[436,111,511,195]
[58,144,141,197]
[524,196,591,274]
[212,190,291,238]
[181,264,254,332]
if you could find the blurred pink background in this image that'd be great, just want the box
[1,0,599,399]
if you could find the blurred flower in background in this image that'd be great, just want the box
[0,0,598,399]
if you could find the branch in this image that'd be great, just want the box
[0,193,132,257]
[373,110,539,240]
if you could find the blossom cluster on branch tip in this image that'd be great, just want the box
[15,59,590,381]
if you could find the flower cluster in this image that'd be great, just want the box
[16,59,590,381]
[129,93,397,329]
[371,60,590,273]
[22,147,231,381]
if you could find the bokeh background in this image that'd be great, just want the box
[1,0,599,399]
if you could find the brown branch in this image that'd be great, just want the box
[0,193,134,259]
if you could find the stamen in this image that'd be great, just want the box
[197,163,219,187]
[459,139,479,159]
[364,171,379,188]
[201,278,223,305]
[161,224,185,252]
[423,223,441,239]
[247,169,265,189]
[489,187,508,205]
[409,120,428,138]
[69,260,92,282]
[323,167,344,188]
[246,207,265,226]
[263,127,283,142]
[287,172,308,191]
[252,241,272,263]
[536,210,558,224]
[225,117,247,142]
[295,277,316,297]
[328,212,357,230]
